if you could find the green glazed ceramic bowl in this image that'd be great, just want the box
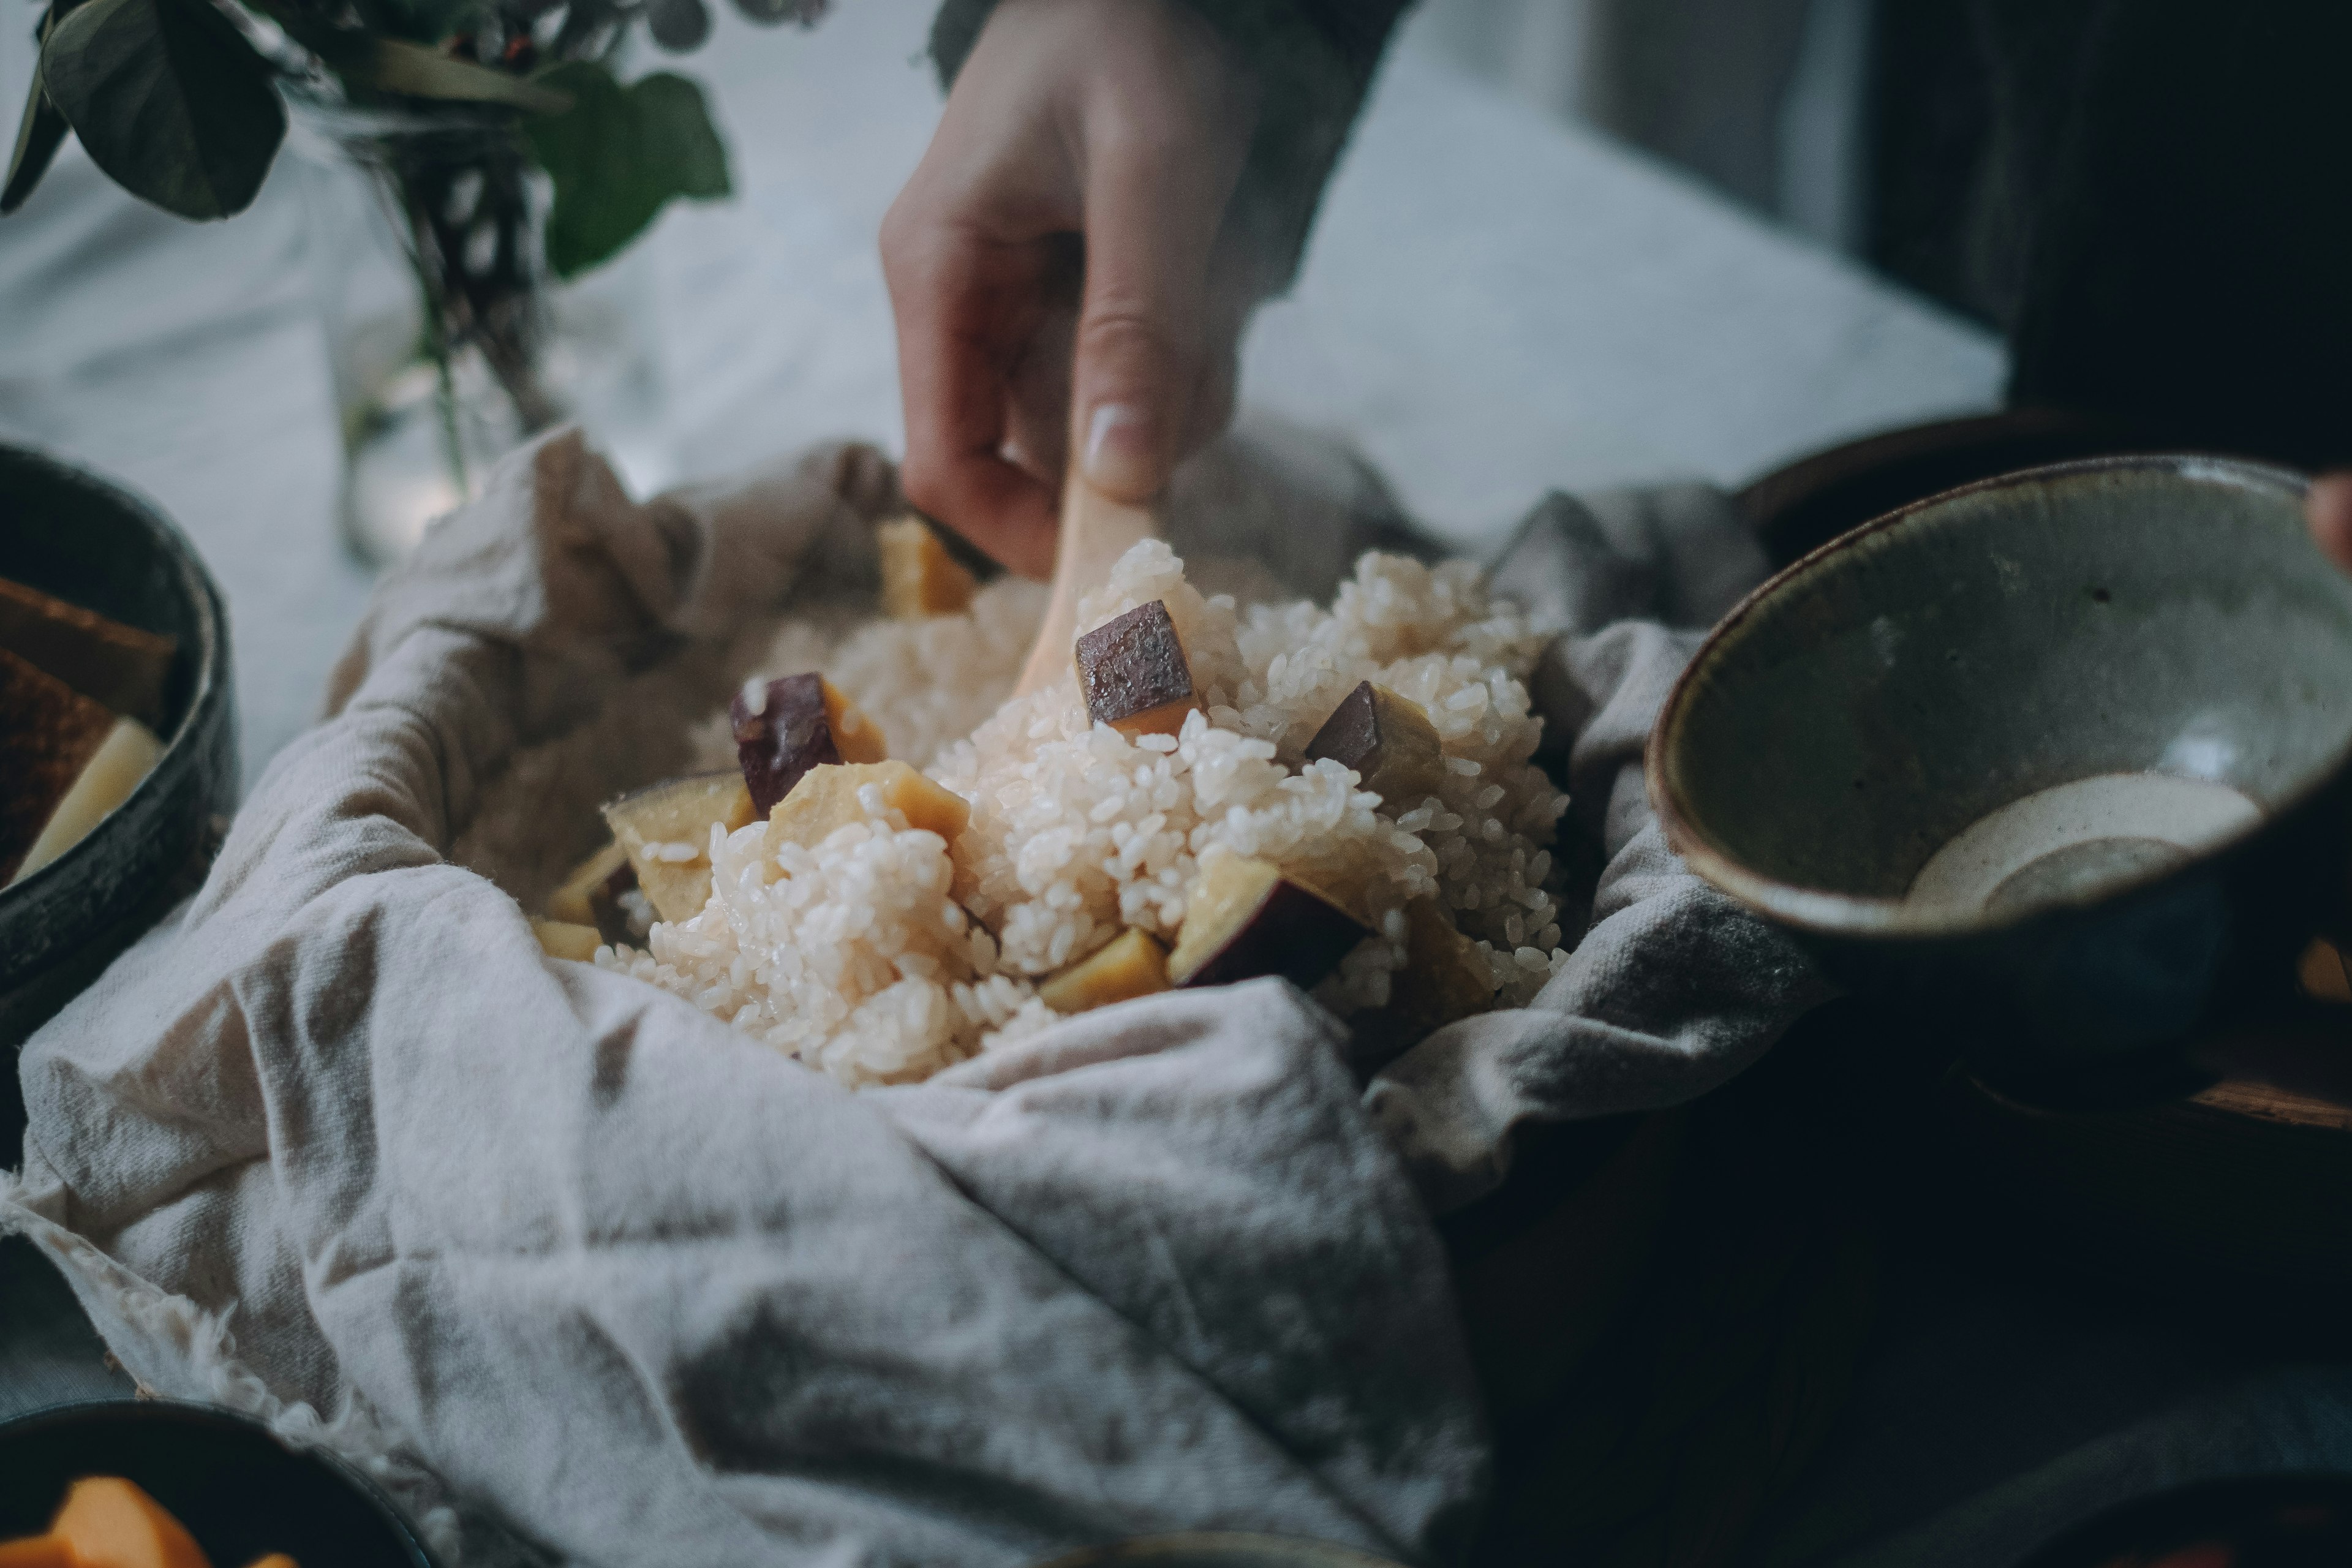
[1650,455,2352,1065]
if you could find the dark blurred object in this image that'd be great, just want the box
[1947,1008,2352,1297]
[0,1401,439,1568]
[0,444,236,1156]
[2014,1474,2352,1568]
[1031,1535,1406,1568]
[1735,407,2152,567]
[1465,1016,1880,1568]
[1579,0,1820,220]
[1867,0,2352,470]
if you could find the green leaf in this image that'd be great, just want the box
[39,0,284,219]
[3,70,71,215]
[359,38,572,113]
[523,61,729,279]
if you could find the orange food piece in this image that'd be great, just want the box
[1039,928,1170,1014]
[0,1535,75,1568]
[240,1556,300,1568]
[877,517,978,619]
[1074,601,1200,739]
[2296,935,2352,1003]
[1390,898,1494,1031]
[819,680,888,766]
[767,761,972,856]
[48,1476,211,1568]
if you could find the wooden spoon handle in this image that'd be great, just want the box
[1014,470,1159,696]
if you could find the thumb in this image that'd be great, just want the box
[1069,135,1235,502]
[2310,472,2352,576]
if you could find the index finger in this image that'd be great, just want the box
[885,224,1061,577]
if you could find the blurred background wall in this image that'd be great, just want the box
[1415,0,1976,317]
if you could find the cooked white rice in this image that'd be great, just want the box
[606,542,1570,1088]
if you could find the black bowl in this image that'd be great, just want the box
[0,1400,439,1567]
[2015,1473,2352,1567]
[0,444,237,1036]
[1651,455,2352,1070]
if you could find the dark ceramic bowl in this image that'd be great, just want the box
[2013,1473,2352,1567]
[0,1400,439,1567]
[0,444,236,1022]
[1651,455,2352,1066]
[1033,1536,1407,1568]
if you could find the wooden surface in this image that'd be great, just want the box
[1947,1008,2352,1291]
[1014,475,1159,699]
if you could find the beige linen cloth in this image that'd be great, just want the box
[2,424,1825,1568]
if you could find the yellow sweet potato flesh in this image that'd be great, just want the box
[878,518,978,619]
[0,1536,75,1568]
[1392,899,1493,1030]
[821,680,889,766]
[2297,937,2352,1003]
[1076,601,1200,739]
[768,761,972,857]
[1039,929,1170,1014]
[1167,855,1366,992]
[545,840,630,927]
[532,919,603,962]
[1305,681,1447,807]
[604,772,756,923]
[49,1477,211,1568]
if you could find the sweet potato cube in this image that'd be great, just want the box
[531,919,603,962]
[603,772,756,923]
[10,715,164,888]
[1169,854,1368,992]
[0,645,118,884]
[0,573,178,729]
[878,517,978,619]
[1391,899,1493,1031]
[1305,681,1446,807]
[1075,601,1199,739]
[1039,928,1171,1014]
[2297,937,2352,1004]
[731,673,889,815]
[0,1536,75,1568]
[48,1476,210,1568]
[240,1557,299,1568]
[767,761,971,856]
[545,841,631,926]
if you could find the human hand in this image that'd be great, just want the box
[880,0,1264,575]
[2309,473,2352,575]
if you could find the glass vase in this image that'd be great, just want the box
[291,97,671,566]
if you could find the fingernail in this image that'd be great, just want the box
[1083,403,1156,497]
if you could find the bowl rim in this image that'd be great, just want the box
[0,1396,440,1567]
[0,442,228,909]
[1646,451,2339,942]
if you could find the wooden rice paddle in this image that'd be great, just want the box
[1013,468,1159,697]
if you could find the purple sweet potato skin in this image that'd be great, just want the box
[0,646,115,882]
[1178,880,1366,993]
[1305,680,1381,777]
[1076,601,1193,729]
[732,673,842,815]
